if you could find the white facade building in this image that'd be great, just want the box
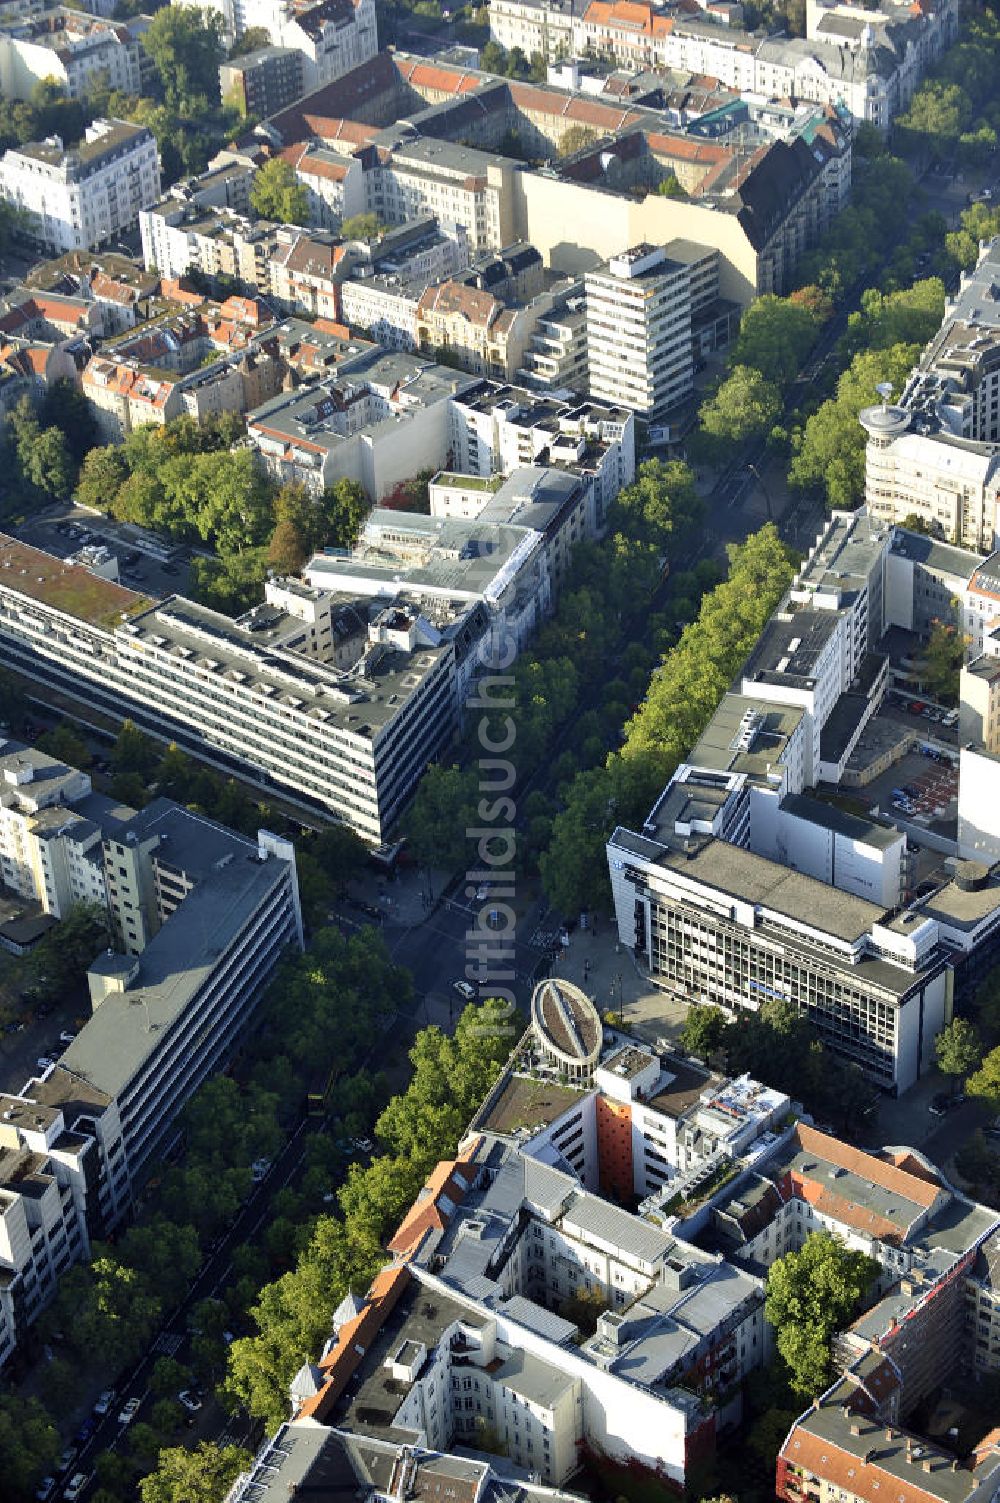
[0,118,160,255]
[0,8,143,99]
[585,244,693,418]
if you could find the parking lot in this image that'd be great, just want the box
[10,503,192,599]
[864,746,959,836]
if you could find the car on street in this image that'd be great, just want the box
[35,1056,55,1072]
[59,1029,77,1046]
[452,980,476,1000]
[475,884,489,901]
[57,1447,77,1475]
[178,1389,203,1414]
[251,1157,272,1183]
[118,1396,141,1425]
[93,1388,115,1416]
[929,1093,956,1117]
[64,1474,91,1502]
[34,1478,56,1501]
[76,1418,95,1445]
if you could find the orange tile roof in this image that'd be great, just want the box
[388,1143,479,1258]
[313,317,351,337]
[582,0,675,35]
[781,1422,979,1503]
[395,57,483,94]
[299,153,350,183]
[297,1262,411,1422]
[793,1125,941,1210]
[158,278,206,307]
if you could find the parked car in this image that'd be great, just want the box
[118,1396,141,1425]
[93,1388,115,1416]
[452,980,476,1000]
[76,1418,95,1445]
[177,1389,203,1414]
[59,1029,77,1046]
[64,1474,91,1502]
[35,1056,55,1073]
[908,701,926,714]
[56,1447,77,1474]
[251,1157,272,1184]
[35,1477,56,1501]
[929,1092,955,1117]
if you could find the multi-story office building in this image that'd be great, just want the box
[0,7,144,99]
[220,44,305,117]
[585,243,693,419]
[0,118,160,255]
[0,748,302,1369]
[606,833,947,1093]
[0,535,459,841]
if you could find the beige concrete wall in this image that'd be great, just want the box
[511,172,760,304]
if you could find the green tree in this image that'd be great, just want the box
[732,293,825,388]
[790,343,919,510]
[76,443,130,513]
[403,763,479,879]
[679,1004,727,1061]
[228,24,270,55]
[844,280,945,356]
[250,157,309,225]
[765,1232,878,1396]
[655,170,686,198]
[322,477,366,548]
[935,1017,983,1096]
[139,1442,251,1503]
[39,377,98,463]
[699,366,782,449]
[922,619,965,704]
[557,124,598,156]
[0,1394,60,1498]
[340,212,386,241]
[141,6,224,111]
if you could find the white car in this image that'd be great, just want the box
[118,1397,141,1425]
[452,980,476,1000]
[64,1474,91,1502]
[178,1389,203,1414]
[35,1056,55,1073]
[93,1388,115,1416]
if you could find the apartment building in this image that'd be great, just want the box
[861,242,1000,552]
[179,0,377,81]
[281,139,365,228]
[0,536,459,841]
[415,279,540,381]
[301,465,592,684]
[585,243,693,418]
[246,345,477,500]
[488,0,957,129]
[448,381,635,532]
[0,741,107,918]
[0,119,161,255]
[368,138,516,257]
[0,1105,92,1371]
[778,1378,1000,1503]
[339,273,421,348]
[518,281,587,393]
[220,44,306,117]
[0,7,144,99]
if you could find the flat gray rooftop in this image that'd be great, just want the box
[659,839,886,945]
[685,693,804,780]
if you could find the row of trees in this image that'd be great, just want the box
[540,523,795,915]
[223,997,516,1429]
[403,458,705,877]
[9,916,405,1501]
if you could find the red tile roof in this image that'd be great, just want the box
[297,1262,412,1422]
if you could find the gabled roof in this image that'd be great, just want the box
[388,1142,480,1258]
[297,1262,412,1422]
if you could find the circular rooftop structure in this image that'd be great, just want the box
[859,403,911,440]
[531,977,602,1082]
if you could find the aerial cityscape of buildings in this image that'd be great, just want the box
[1,0,1000,1496]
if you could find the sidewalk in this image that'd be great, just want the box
[550,925,692,1049]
